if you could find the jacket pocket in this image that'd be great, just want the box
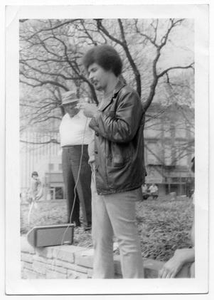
[110,142,132,167]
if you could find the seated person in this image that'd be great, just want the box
[149,183,158,199]
[159,157,195,278]
[142,183,149,200]
[158,222,195,278]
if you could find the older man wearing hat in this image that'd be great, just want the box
[59,91,93,231]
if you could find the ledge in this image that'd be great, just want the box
[21,236,165,279]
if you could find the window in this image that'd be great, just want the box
[49,163,54,171]
[55,187,64,199]
[145,118,161,139]
[174,141,188,166]
[58,164,62,171]
[172,177,180,183]
[164,144,172,166]
[163,121,171,138]
[175,121,186,139]
[146,142,160,165]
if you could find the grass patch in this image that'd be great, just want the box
[20,196,193,262]
[136,196,193,261]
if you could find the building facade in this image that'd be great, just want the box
[144,103,194,196]
[20,130,64,201]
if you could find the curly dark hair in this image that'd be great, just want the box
[31,171,38,177]
[82,44,123,77]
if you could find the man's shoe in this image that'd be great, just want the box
[70,221,81,227]
[84,226,91,232]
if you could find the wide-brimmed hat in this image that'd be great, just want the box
[61,91,79,106]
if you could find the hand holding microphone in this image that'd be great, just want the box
[78,100,98,118]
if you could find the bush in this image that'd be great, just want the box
[136,196,193,261]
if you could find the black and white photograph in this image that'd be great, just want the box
[3,2,211,298]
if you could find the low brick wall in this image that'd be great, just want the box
[21,236,164,279]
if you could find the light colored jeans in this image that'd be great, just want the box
[91,170,144,279]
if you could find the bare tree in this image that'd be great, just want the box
[20,18,194,148]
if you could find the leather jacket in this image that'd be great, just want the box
[89,80,146,195]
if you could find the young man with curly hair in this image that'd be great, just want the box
[80,44,146,278]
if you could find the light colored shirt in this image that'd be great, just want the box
[60,110,93,146]
[30,177,43,200]
[149,185,158,193]
[142,185,148,193]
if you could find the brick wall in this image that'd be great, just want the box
[21,236,164,279]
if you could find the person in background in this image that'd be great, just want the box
[80,44,145,278]
[59,91,92,231]
[29,171,43,205]
[149,183,159,200]
[159,157,195,278]
[27,171,43,224]
[142,183,149,200]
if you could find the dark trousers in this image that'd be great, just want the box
[62,145,92,228]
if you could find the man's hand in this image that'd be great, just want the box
[78,103,98,118]
[158,248,194,278]
[158,255,183,278]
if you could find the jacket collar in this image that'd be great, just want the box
[113,79,126,96]
[99,79,126,111]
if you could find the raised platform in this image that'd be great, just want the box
[21,236,164,279]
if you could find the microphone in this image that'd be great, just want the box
[77,97,90,109]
